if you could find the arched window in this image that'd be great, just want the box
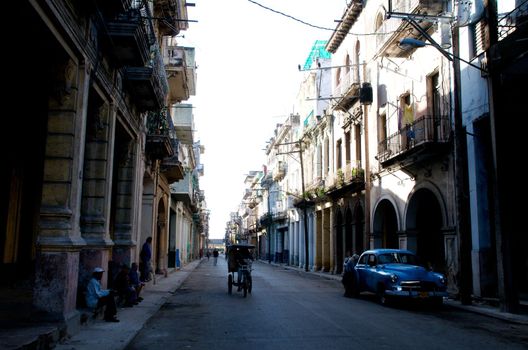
[375,13,384,47]
[354,41,361,82]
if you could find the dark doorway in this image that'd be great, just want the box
[407,189,445,273]
[373,199,398,249]
[335,210,344,273]
[353,203,364,254]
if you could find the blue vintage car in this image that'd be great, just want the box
[353,249,448,305]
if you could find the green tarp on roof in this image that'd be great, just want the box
[303,40,331,70]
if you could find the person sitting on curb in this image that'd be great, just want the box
[129,262,145,302]
[85,267,119,322]
[114,264,138,307]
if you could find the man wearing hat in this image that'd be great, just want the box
[85,266,119,322]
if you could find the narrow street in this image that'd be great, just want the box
[127,258,528,350]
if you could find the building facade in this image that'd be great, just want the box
[1,0,206,334]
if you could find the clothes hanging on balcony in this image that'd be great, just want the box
[403,103,414,125]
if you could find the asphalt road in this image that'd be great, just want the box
[127,256,528,350]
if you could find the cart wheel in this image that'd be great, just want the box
[243,278,248,298]
[247,275,252,294]
[242,271,248,297]
[228,274,233,295]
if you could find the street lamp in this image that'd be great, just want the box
[399,32,474,305]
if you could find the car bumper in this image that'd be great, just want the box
[385,290,448,299]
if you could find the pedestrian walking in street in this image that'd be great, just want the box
[213,249,219,266]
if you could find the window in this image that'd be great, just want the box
[355,124,362,162]
[336,139,342,170]
[345,131,351,165]
[368,254,377,267]
[358,254,368,265]
[378,113,388,152]
[354,41,361,82]
[325,138,330,176]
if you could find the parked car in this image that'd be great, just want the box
[353,249,448,305]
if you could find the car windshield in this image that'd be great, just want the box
[377,252,419,265]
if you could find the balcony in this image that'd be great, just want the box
[154,0,189,36]
[334,65,362,111]
[490,0,528,65]
[344,160,365,184]
[106,8,151,67]
[377,115,450,167]
[123,46,169,111]
[93,0,133,19]
[170,172,194,204]
[164,46,196,104]
[161,138,184,183]
[171,104,194,144]
[272,161,287,181]
[376,0,444,58]
[326,161,365,198]
[145,109,173,160]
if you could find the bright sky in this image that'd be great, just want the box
[181,0,346,239]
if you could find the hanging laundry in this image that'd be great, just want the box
[403,103,414,125]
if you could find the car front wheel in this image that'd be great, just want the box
[377,284,390,306]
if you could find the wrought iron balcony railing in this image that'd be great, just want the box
[377,115,450,165]
[498,0,528,41]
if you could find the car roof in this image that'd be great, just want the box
[360,248,415,255]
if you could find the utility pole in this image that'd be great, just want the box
[299,144,310,272]
[452,23,473,306]
[276,138,310,272]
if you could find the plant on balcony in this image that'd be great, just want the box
[351,168,365,180]
[337,169,345,187]
[315,186,327,198]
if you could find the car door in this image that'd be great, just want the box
[365,254,379,292]
[354,254,369,291]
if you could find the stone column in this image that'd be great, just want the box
[34,60,89,324]
[113,138,141,267]
[400,230,418,252]
[443,227,458,294]
[314,210,323,270]
[79,101,116,284]
[322,207,331,272]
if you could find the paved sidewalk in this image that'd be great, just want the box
[54,259,202,350]
[266,260,528,325]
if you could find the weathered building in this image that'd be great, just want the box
[1,0,204,335]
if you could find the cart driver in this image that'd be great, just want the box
[235,248,251,290]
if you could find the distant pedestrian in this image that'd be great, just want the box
[140,237,152,282]
[213,249,219,266]
[206,250,210,261]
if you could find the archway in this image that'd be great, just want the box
[406,188,444,273]
[155,198,167,274]
[373,199,398,248]
[344,208,353,256]
[335,209,344,273]
[353,203,364,254]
